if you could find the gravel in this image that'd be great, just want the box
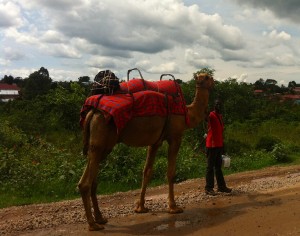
[1,170,300,235]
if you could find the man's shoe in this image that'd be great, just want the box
[205,189,216,196]
[218,187,232,193]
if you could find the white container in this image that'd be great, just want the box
[222,155,231,168]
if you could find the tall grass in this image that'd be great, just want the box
[225,120,300,148]
[0,118,299,209]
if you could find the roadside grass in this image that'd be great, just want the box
[1,147,298,209]
[1,120,299,209]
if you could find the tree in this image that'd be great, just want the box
[22,67,52,100]
[264,78,280,93]
[78,76,90,83]
[194,68,215,77]
[265,79,277,86]
[45,82,87,132]
[254,78,265,90]
[0,75,14,84]
[212,78,257,123]
[288,81,296,88]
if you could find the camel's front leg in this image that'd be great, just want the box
[167,140,183,214]
[135,144,160,213]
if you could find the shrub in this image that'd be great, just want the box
[230,150,275,172]
[255,135,280,152]
[271,143,291,163]
[224,138,251,154]
[100,144,145,185]
[0,121,27,149]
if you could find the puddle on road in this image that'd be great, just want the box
[154,220,191,231]
[153,200,227,232]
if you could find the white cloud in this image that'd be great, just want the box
[185,49,211,68]
[0,58,9,66]
[238,73,248,83]
[146,62,181,74]
[0,2,23,28]
[0,0,299,84]
[4,47,26,61]
[86,56,118,69]
[5,28,39,45]
[263,30,291,41]
[41,30,66,44]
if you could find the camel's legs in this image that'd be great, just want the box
[78,149,106,231]
[167,139,183,214]
[135,143,161,213]
[91,179,108,224]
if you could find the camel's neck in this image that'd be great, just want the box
[186,86,209,128]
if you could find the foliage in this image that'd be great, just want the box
[0,67,300,208]
[255,135,280,152]
[0,130,85,200]
[22,67,52,100]
[45,83,87,131]
[194,68,215,77]
[100,144,146,185]
[224,138,251,155]
[271,143,291,163]
[211,79,257,123]
[0,120,27,149]
[228,150,275,173]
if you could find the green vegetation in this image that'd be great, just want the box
[0,67,299,208]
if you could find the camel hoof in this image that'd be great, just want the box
[169,207,183,214]
[88,223,105,231]
[135,206,149,213]
[96,217,108,225]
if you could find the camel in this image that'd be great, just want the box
[78,73,214,231]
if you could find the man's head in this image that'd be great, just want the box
[214,99,222,113]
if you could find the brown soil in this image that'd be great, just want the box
[1,165,300,236]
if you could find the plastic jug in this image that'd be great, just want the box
[222,155,231,168]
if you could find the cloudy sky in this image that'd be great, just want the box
[1,0,300,85]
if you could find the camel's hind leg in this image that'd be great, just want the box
[91,179,108,225]
[135,143,161,213]
[167,139,183,214]
[78,148,111,231]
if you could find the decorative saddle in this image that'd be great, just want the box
[80,68,189,132]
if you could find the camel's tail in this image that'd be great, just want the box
[82,109,95,156]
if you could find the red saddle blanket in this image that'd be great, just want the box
[119,78,180,95]
[80,79,189,132]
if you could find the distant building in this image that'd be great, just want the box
[0,83,21,102]
[254,89,265,96]
[293,86,300,94]
[280,94,300,103]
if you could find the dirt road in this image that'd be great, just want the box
[1,165,300,236]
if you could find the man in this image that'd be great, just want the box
[205,99,232,195]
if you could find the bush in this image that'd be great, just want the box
[229,150,275,172]
[224,138,251,154]
[0,121,27,149]
[271,143,291,163]
[100,144,145,185]
[255,136,280,152]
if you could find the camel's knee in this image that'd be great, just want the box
[78,182,90,195]
[143,165,153,175]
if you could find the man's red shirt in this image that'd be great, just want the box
[206,111,224,148]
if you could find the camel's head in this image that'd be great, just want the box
[194,73,214,90]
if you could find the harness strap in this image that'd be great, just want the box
[154,93,170,145]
